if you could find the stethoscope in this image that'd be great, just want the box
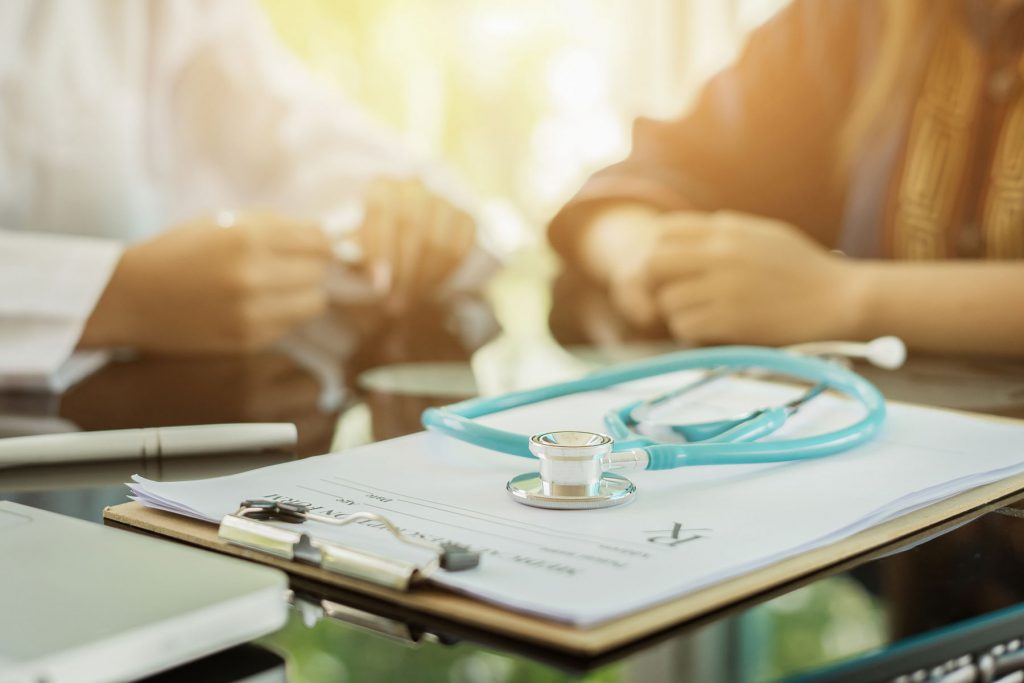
[421,338,904,511]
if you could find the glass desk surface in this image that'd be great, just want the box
[4,294,1024,683]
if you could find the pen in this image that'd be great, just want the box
[0,423,297,469]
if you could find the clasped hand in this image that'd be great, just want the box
[607,211,864,345]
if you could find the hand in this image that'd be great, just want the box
[599,211,666,331]
[81,211,332,354]
[645,211,864,345]
[358,177,475,310]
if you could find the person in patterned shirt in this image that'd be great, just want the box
[549,0,1024,356]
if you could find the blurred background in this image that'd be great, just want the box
[261,0,793,397]
[262,0,789,255]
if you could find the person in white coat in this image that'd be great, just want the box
[0,0,484,387]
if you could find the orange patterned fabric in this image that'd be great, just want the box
[983,62,1024,258]
[888,17,1024,259]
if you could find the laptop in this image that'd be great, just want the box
[0,501,288,683]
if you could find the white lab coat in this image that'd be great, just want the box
[0,0,481,389]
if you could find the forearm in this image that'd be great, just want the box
[850,261,1024,357]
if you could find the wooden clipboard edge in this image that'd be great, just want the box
[104,470,1024,656]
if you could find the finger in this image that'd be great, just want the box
[454,210,476,271]
[611,277,659,328]
[359,180,399,293]
[246,256,329,291]
[358,183,382,261]
[664,305,718,345]
[654,277,719,316]
[406,194,447,293]
[392,180,429,296]
[647,244,713,288]
[416,200,469,291]
[266,224,331,258]
[436,209,476,288]
[255,287,329,326]
[656,212,719,239]
[232,215,332,258]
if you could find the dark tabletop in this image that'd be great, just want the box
[4,288,1024,683]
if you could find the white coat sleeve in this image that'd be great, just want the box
[0,230,122,391]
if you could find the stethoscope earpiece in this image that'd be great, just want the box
[785,336,907,370]
[865,336,907,370]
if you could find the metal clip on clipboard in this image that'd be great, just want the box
[290,591,451,647]
[218,499,480,591]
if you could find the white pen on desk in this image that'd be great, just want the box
[0,423,297,469]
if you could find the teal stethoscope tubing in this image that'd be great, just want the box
[421,346,887,470]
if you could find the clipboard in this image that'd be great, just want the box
[103,468,1024,656]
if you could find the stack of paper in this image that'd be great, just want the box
[0,231,121,392]
[130,373,1024,626]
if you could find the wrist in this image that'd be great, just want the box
[835,258,878,340]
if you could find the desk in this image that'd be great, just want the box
[4,292,1024,682]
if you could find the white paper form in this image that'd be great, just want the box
[0,231,122,391]
[130,374,1024,626]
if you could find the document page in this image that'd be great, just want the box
[0,231,121,390]
[131,374,1024,626]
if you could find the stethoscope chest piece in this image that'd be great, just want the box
[506,431,636,510]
